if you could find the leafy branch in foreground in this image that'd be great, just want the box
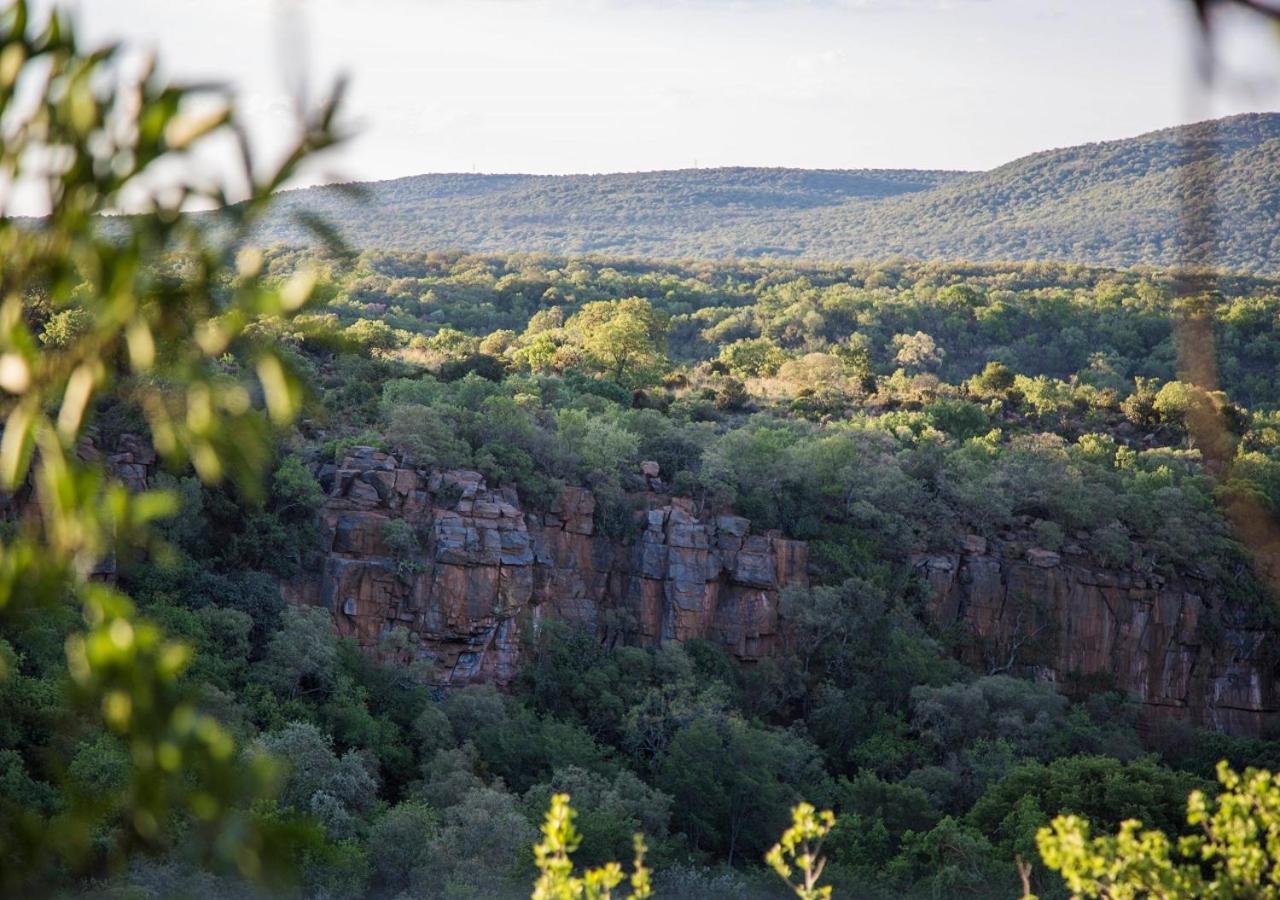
[532,792,652,900]
[529,796,838,900]
[0,0,345,890]
[766,802,837,900]
[1037,761,1280,898]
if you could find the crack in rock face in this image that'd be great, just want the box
[66,436,1280,736]
[298,448,808,687]
[916,540,1280,736]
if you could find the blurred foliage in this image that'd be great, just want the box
[531,792,652,900]
[765,802,837,900]
[0,0,344,890]
[6,4,1280,900]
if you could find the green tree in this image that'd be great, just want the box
[970,754,1198,863]
[557,408,640,482]
[1121,378,1161,428]
[260,605,341,700]
[525,766,673,869]
[249,721,378,840]
[427,785,537,895]
[887,815,1005,897]
[38,307,95,350]
[384,399,472,469]
[343,318,399,352]
[566,298,669,388]
[719,337,788,378]
[658,713,828,865]
[973,361,1017,396]
[892,331,945,371]
[367,800,439,893]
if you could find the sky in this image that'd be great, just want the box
[45,0,1280,187]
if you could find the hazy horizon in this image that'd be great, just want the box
[53,0,1280,191]
[271,111,1280,186]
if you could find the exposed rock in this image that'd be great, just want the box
[917,548,1280,735]
[1026,548,1061,568]
[640,460,660,478]
[47,434,1280,737]
[551,486,595,535]
[300,452,809,688]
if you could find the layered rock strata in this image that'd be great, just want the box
[34,434,1278,736]
[297,448,809,687]
[916,540,1280,735]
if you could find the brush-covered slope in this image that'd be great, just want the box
[795,112,1280,271]
[255,167,958,257]
[255,113,1280,271]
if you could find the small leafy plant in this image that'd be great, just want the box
[532,793,652,900]
[1037,761,1280,898]
[765,802,838,900]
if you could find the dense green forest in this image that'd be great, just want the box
[8,5,1280,897]
[11,247,1280,898]
[250,114,1280,273]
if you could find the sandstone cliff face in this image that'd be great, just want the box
[916,539,1280,735]
[294,447,809,687]
[37,434,1278,736]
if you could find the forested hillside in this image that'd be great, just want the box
[14,248,1280,898]
[253,167,961,259]
[251,114,1280,272]
[14,5,1280,899]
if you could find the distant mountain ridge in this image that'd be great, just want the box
[254,113,1280,272]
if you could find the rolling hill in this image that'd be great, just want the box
[254,113,1280,272]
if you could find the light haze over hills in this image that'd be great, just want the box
[254,113,1280,273]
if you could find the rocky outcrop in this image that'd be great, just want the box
[43,434,1279,736]
[295,448,809,687]
[917,539,1280,735]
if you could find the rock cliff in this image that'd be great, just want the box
[290,447,809,686]
[31,434,1278,735]
[291,449,1280,734]
[916,537,1280,735]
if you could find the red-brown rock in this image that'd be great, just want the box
[300,454,811,688]
[917,549,1280,735]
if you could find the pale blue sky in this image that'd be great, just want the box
[55,0,1280,185]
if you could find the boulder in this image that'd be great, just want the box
[1026,548,1061,568]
